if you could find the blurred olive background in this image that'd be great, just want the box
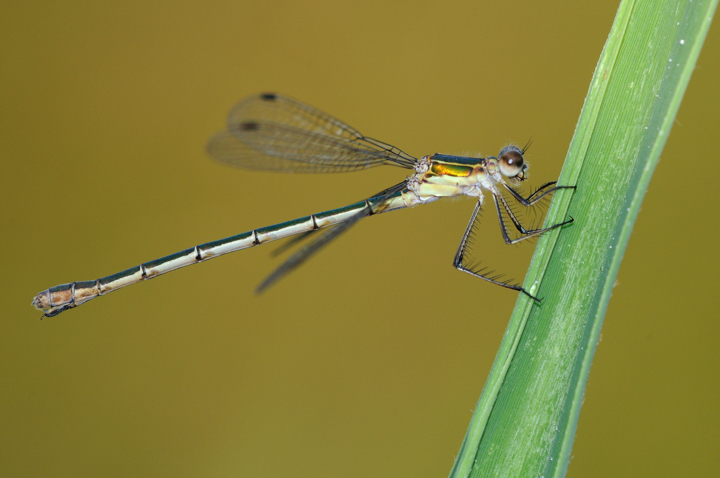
[1,1,718,477]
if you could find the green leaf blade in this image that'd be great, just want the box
[449,0,718,476]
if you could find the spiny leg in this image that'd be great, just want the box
[503,182,576,207]
[494,190,532,235]
[497,183,575,235]
[452,199,538,300]
[493,192,574,245]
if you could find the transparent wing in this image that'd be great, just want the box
[206,93,417,173]
[207,131,357,173]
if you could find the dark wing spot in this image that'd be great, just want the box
[240,121,260,131]
[260,93,277,101]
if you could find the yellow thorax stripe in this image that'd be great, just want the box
[430,160,474,178]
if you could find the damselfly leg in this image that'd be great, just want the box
[453,183,575,301]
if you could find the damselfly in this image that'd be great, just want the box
[32,93,574,317]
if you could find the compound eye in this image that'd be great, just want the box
[498,145,526,179]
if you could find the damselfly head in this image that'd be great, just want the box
[498,145,528,183]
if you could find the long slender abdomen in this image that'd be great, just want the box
[32,194,410,317]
